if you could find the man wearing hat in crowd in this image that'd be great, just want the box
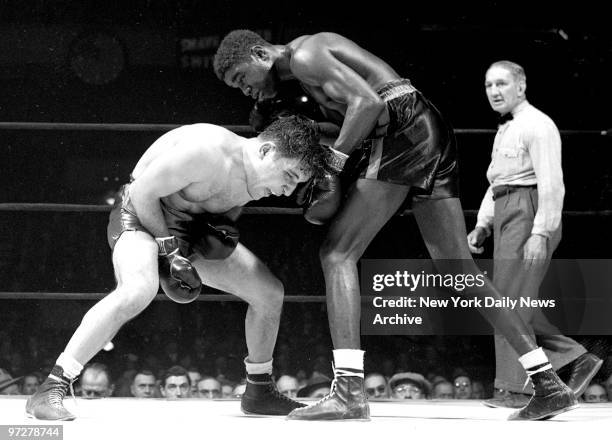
[388,372,431,400]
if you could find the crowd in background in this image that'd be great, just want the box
[2,301,611,403]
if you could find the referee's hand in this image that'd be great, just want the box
[467,226,488,254]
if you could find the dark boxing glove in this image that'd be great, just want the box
[156,236,202,304]
[296,147,347,225]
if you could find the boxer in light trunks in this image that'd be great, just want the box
[26,116,323,420]
[214,30,578,421]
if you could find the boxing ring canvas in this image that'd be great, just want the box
[2,396,611,445]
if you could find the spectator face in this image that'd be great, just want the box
[365,374,388,399]
[583,384,608,403]
[221,384,234,399]
[453,376,472,400]
[161,376,190,399]
[391,381,424,400]
[21,376,40,395]
[188,371,202,397]
[196,378,221,399]
[276,375,299,398]
[433,382,454,399]
[81,369,113,398]
[131,373,156,398]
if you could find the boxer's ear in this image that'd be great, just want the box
[258,142,276,158]
[250,45,270,62]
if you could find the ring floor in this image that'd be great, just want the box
[1,396,610,445]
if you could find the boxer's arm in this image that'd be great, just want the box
[130,142,216,238]
[291,47,384,156]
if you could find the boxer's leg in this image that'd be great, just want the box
[320,179,410,349]
[413,197,577,420]
[288,179,410,421]
[65,231,159,363]
[26,231,159,421]
[192,243,304,415]
[193,244,284,365]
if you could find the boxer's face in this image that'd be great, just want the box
[485,66,525,115]
[224,49,278,101]
[251,144,311,199]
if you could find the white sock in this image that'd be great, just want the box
[332,349,364,371]
[244,357,273,375]
[56,352,83,380]
[519,347,551,374]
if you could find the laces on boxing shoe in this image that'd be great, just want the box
[303,363,363,409]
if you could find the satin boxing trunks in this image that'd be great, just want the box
[346,79,459,201]
[107,183,240,259]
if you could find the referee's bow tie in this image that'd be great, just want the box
[497,113,513,126]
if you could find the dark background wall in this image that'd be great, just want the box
[1,0,611,293]
[1,1,611,385]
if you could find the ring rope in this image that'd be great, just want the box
[0,121,253,134]
[0,202,611,217]
[0,121,609,136]
[0,203,303,215]
[0,292,324,302]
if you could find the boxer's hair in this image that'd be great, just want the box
[214,29,268,80]
[161,365,191,387]
[488,60,526,84]
[259,115,326,175]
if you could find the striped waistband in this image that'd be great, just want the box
[377,79,416,102]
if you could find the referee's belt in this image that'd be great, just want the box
[492,184,536,201]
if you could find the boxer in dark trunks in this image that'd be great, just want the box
[214,30,577,421]
[26,116,323,420]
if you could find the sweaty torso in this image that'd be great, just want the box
[288,33,401,119]
[131,124,250,214]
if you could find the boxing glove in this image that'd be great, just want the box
[157,236,202,304]
[296,171,342,225]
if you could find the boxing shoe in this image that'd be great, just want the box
[508,369,578,420]
[482,389,530,409]
[26,366,75,421]
[564,353,603,398]
[287,368,370,421]
[241,374,305,416]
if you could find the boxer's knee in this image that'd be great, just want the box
[250,277,284,316]
[319,238,360,273]
[113,276,158,319]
